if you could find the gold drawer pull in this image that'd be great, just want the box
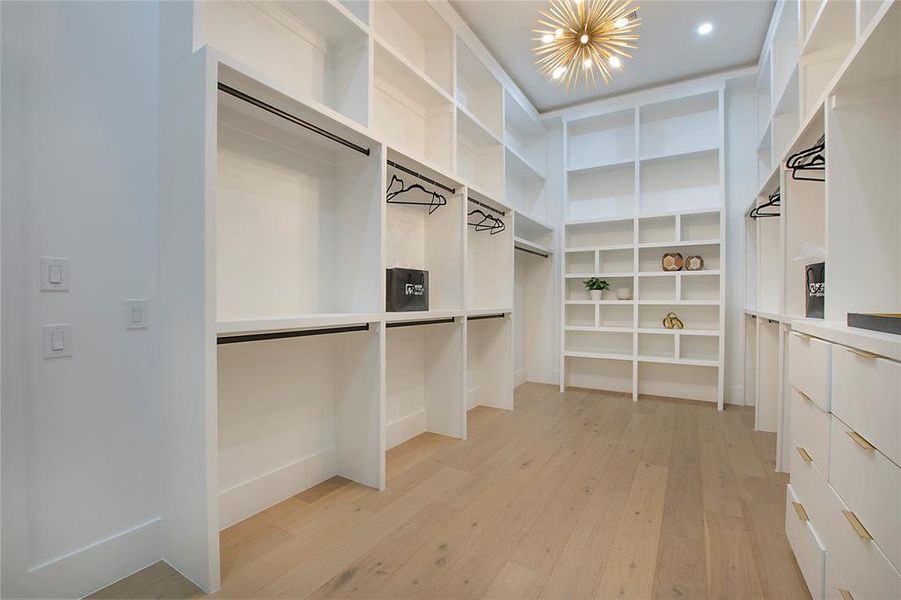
[847,347,878,359]
[792,502,809,522]
[846,430,875,451]
[796,446,813,462]
[842,510,873,540]
[797,389,813,403]
[795,332,812,341]
[839,589,853,600]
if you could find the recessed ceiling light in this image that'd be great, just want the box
[697,22,713,35]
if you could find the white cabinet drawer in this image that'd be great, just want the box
[824,553,851,600]
[791,440,831,531]
[786,484,826,600]
[792,386,831,471]
[831,344,901,466]
[806,467,901,600]
[790,332,832,411]
[829,415,901,571]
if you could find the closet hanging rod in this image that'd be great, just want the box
[218,82,370,157]
[387,159,456,195]
[386,317,455,329]
[467,197,506,216]
[515,245,549,259]
[217,323,370,345]
[469,313,506,321]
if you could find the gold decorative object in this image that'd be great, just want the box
[533,0,641,89]
[685,255,704,271]
[662,252,683,271]
[663,312,684,329]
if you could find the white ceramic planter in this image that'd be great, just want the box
[589,289,603,301]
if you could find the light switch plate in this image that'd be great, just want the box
[40,257,70,291]
[42,324,71,358]
[125,299,148,329]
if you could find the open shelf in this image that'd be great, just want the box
[567,162,636,221]
[202,0,369,125]
[564,355,634,395]
[505,146,547,220]
[565,218,634,248]
[386,318,464,448]
[772,66,800,164]
[372,0,453,96]
[825,3,901,319]
[513,212,554,250]
[457,107,504,201]
[638,244,720,272]
[639,92,720,159]
[681,210,721,241]
[638,149,720,214]
[567,109,635,171]
[638,361,718,402]
[217,325,381,529]
[565,330,632,357]
[467,315,513,409]
[215,71,382,321]
[782,115,825,320]
[457,39,503,139]
[373,40,453,174]
[566,275,634,302]
[638,305,719,331]
[638,332,674,359]
[771,0,800,115]
[504,90,547,176]
[466,191,513,311]
[385,155,464,312]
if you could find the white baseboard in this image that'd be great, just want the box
[466,387,479,410]
[386,409,426,450]
[23,516,161,599]
[218,447,337,530]
[513,368,526,387]
[725,384,744,406]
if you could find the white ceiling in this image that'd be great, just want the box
[450,0,774,113]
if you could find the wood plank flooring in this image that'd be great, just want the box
[92,384,808,599]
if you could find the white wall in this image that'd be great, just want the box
[724,85,757,405]
[1,2,162,596]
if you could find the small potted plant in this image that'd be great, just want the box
[583,277,609,301]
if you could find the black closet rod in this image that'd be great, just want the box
[515,246,549,259]
[469,313,506,321]
[218,82,370,157]
[387,159,456,195]
[386,317,455,329]
[468,198,506,217]
[218,323,370,345]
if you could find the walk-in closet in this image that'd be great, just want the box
[4,1,900,599]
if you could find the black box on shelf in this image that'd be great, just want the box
[386,268,429,312]
[805,262,825,319]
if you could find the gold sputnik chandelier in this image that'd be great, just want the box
[533,0,641,89]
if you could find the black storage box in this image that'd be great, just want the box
[386,268,429,312]
[805,262,825,318]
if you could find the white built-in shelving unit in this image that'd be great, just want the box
[560,90,726,408]
[742,0,900,471]
[158,0,553,592]
[744,5,901,599]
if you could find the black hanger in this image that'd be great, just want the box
[786,135,825,182]
[386,174,447,214]
[749,189,780,219]
[468,209,505,235]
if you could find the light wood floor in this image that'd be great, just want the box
[93,384,808,599]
